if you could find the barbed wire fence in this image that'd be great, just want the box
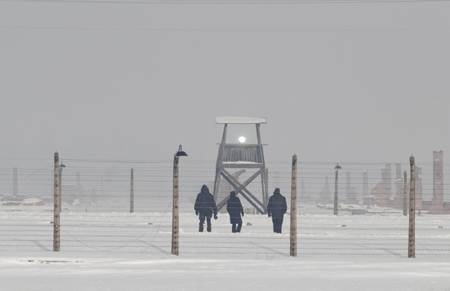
[0,157,449,257]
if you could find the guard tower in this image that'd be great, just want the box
[213,117,269,214]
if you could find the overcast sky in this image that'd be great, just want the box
[1,0,449,167]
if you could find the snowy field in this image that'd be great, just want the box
[1,205,450,290]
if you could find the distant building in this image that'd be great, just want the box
[23,198,44,206]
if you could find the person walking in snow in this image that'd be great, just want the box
[267,188,287,233]
[226,191,244,233]
[194,185,218,232]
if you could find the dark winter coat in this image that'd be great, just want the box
[226,192,244,224]
[267,189,287,218]
[194,185,218,218]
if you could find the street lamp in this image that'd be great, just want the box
[334,163,342,215]
[172,145,188,256]
[175,145,188,157]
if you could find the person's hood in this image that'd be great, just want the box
[230,191,236,198]
[201,185,209,194]
[273,188,281,195]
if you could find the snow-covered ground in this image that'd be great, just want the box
[1,205,450,290]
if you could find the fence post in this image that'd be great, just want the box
[265,168,269,210]
[172,155,180,256]
[403,171,407,216]
[13,167,18,196]
[334,170,338,215]
[290,154,297,257]
[171,145,187,256]
[130,168,134,213]
[333,164,341,215]
[53,152,61,252]
[363,170,368,198]
[408,156,415,258]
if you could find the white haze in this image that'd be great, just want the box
[1,2,449,166]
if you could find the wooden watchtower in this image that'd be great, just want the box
[213,117,269,214]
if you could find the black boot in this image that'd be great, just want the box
[206,217,212,232]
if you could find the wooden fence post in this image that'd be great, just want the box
[408,156,415,258]
[130,168,134,213]
[53,152,61,252]
[171,145,187,256]
[265,168,269,210]
[334,167,340,215]
[13,167,18,196]
[403,171,407,216]
[290,154,297,257]
[172,155,180,256]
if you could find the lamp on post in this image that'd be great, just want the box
[172,145,188,256]
[334,163,342,215]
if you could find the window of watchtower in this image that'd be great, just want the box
[221,124,259,144]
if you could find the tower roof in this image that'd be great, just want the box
[216,117,267,124]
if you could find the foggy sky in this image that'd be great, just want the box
[1,1,450,167]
